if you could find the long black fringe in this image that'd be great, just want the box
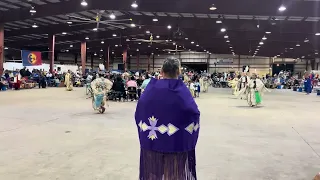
[139,148,197,180]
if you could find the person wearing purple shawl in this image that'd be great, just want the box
[135,57,200,180]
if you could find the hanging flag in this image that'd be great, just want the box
[21,50,42,66]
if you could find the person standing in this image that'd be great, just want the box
[136,76,143,98]
[64,70,73,91]
[304,73,312,95]
[135,57,200,180]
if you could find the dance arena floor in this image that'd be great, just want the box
[0,87,319,180]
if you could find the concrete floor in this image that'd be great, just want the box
[0,87,319,180]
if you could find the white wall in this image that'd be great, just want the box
[3,62,78,73]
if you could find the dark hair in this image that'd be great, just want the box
[145,74,150,79]
[116,76,122,82]
[131,76,135,80]
[161,57,180,78]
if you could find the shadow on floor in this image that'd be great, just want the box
[235,105,264,109]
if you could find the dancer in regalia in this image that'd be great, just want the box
[202,76,209,92]
[237,73,269,107]
[91,73,113,113]
[135,57,200,180]
[64,70,73,91]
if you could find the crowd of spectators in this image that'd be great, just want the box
[0,67,83,91]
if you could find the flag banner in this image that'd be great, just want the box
[21,50,42,66]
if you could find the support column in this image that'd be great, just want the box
[137,52,140,71]
[123,49,127,71]
[48,34,55,73]
[311,59,316,70]
[74,53,78,64]
[0,24,4,76]
[147,54,150,72]
[90,54,94,70]
[81,42,86,75]
[238,55,241,72]
[106,46,110,71]
[152,53,155,72]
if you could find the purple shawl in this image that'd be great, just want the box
[135,78,200,153]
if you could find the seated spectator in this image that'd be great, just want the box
[127,76,138,101]
[140,74,151,90]
[25,69,32,77]
[54,77,61,87]
[126,76,137,88]
[111,76,126,101]
[0,77,8,91]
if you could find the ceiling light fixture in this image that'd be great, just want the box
[185,37,188,40]
[30,6,36,14]
[94,53,97,56]
[131,1,138,8]
[85,37,89,40]
[70,44,73,47]
[81,0,88,6]
[224,35,229,38]
[265,31,271,34]
[100,49,103,52]
[290,47,294,49]
[109,13,116,19]
[156,35,160,38]
[112,33,117,37]
[220,28,226,32]
[32,23,38,28]
[216,20,222,24]
[138,42,142,44]
[259,42,264,45]
[93,28,98,31]
[4,47,8,50]
[167,25,172,29]
[226,40,230,43]
[191,41,195,44]
[209,4,217,11]
[62,32,67,35]
[115,44,118,47]
[67,21,72,24]
[315,52,319,55]
[304,38,309,42]
[196,44,199,47]
[152,18,158,22]
[66,49,69,52]
[315,33,320,36]
[262,36,267,40]
[101,41,104,44]
[130,23,136,27]
[278,5,286,12]
[146,30,150,34]
[296,43,300,47]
